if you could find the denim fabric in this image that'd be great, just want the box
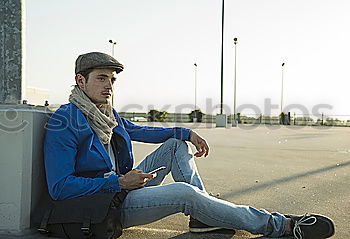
[120,138,287,238]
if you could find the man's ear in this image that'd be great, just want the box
[75,74,86,90]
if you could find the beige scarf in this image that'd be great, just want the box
[69,86,118,144]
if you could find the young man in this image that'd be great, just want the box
[44,52,335,238]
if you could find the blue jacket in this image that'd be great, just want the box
[44,103,190,200]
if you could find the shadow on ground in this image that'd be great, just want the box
[222,160,350,198]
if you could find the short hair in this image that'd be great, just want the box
[78,68,94,82]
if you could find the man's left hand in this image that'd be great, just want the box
[189,130,210,157]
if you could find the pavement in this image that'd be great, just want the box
[2,123,350,238]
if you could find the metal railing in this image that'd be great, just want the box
[118,112,350,127]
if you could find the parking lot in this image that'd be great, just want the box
[121,123,350,238]
[2,123,349,239]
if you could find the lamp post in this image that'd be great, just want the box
[108,39,117,56]
[280,62,285,113]
[216,0,227,127]
[194,63,198,122]
[108,39,117,106]
[279,62,286,125]
[232,37,238,127]
[220,0,224,115]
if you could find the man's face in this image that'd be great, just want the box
[76,68,117,104]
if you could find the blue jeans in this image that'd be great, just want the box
[120,138,287,238]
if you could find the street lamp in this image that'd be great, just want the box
[216,0,227,127]
[194,63,198,122]
[280,62,285,113]
[108,39,117,106]
[232,37,238,127]
[108,39,117,56]
[220,0,225,115]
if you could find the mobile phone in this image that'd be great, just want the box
[148,166,166,175]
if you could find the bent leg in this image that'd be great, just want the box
[135,138,205,190]
[121,182,286,238]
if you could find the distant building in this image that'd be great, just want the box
[26,87,49,106]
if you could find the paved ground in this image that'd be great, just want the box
[2,123,349,238]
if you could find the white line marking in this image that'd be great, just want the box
[125,227,186,234]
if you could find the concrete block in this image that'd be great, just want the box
[215,114,227,128]
[0,105,51,235]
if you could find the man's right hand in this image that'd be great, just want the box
[118,169,154,190]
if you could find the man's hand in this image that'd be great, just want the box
[118,169,154,190]
[189,130,210,157]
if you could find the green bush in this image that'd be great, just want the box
[189,109,204,122]
[148,109,168,122]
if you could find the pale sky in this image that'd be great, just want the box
[26,0,350,118]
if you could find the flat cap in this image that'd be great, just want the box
[75,52,124,74]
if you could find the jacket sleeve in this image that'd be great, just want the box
[44,110,121,200]
[121,118,191,143]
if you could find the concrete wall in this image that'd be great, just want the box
[0,106,51,235]
[0,0,26,104]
